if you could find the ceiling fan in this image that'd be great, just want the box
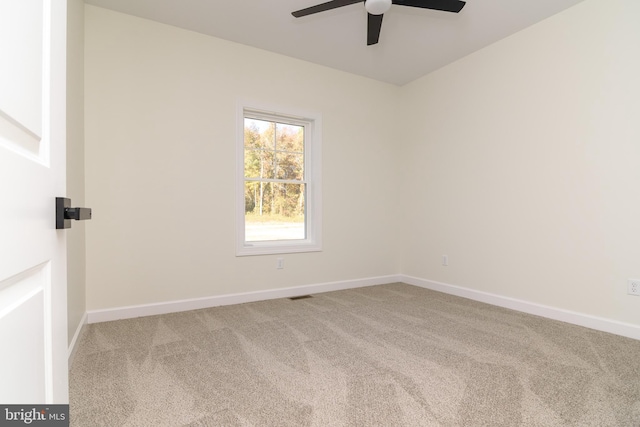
[292,0,466,46]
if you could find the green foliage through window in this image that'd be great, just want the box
[244,117,306,241]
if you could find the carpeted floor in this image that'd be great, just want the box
[69,283,640,426]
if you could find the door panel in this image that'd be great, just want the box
[0,0,68,404]
[0,264,49,403]
[0,0,43,160]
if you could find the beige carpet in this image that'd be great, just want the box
[69,283,640,426]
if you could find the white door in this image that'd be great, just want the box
[0,0,68,403]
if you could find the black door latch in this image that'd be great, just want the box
[56,197,92,229]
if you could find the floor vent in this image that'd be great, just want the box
[289,295,313,301]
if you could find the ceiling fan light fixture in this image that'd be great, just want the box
[365,0,392,15]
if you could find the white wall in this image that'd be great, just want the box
[84,6,401,310]
[84,0,640,331]
[399,0,640,326]
[66,0,85,344]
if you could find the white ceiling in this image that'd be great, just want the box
[84,0,586,86]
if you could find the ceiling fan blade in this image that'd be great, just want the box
[367,13,384,46]
[392,0,465,13]
[292,0,363,18]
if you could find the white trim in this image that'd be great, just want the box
[86,275,402,324]
[236,100,322,257]
[84,274,640,341]
[67,311,87,367]
[401,274,640,341]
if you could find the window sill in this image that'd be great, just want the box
[236,241,322,257]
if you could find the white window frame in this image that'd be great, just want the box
[236,102,322,256]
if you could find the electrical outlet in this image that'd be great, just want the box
[442,255,448,267]
[629,279,640,296]
[277,258,284,270]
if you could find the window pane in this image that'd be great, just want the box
[239,106,320,256]
[276,152,304,180]
[245,182,305,242]
[244,118,271,149]
[244,181,260,214]
[244,149,260,178]
[244,148,276,179]
[276,123,304,153]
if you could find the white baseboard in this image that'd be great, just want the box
[84,273,640,341]
[68,311,87,367]
[86,274,403,324]
[401,274,640,341]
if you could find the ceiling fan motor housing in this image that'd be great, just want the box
[365,0,392,15]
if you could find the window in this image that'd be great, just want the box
[237,104,322,256]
